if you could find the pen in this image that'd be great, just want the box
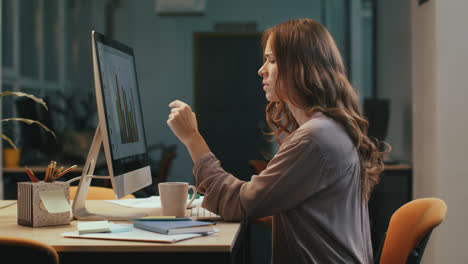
[44,164,51,182]
[51,161,57,181]
[56,164,77,179]
[52,166,64,181]
[25,167,39,182]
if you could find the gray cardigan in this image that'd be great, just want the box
[193,113,373,263]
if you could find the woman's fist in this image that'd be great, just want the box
[167,100,199,145]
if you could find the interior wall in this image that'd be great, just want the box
[434,0,468,262]
[110,0,326,183]
[377,0,412,162]
[412,0,468,263]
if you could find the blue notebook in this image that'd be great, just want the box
[133,220,216,235]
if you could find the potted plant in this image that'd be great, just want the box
[1,91,55,168]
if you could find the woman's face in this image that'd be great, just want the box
[258,37,279,102]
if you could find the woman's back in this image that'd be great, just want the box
[270,113,373,263]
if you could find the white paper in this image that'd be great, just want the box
[105,196,203,209]
[39,190,71,213]
[62,227,203,243]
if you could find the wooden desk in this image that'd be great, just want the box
[383,163,412,171]
[0,200,245,263]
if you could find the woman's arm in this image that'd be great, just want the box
[167,100,326,222]
[196,138,322,220]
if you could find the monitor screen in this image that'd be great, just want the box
[93,31,151,198]
[95,36,149,175]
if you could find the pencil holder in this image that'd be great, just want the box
[17,181,71,227]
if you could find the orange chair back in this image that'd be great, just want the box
[379,198,447,264]
[0,236,59,264]
[70,186,135,200]
[248,160,268,174]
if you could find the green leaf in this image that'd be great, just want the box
[1,118,56,138]
[0,91,48,110]
[0,134,18,150]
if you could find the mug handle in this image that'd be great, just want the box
[186,185,198,208]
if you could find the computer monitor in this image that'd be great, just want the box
[72,31,152,220]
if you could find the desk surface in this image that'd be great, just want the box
[0,200,241,253]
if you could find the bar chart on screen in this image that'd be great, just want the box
[114,72,139,144]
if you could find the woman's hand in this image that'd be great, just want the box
[167,100,211,163]
[167,100,199,146]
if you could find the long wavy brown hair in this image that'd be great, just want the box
[263,18,387,202]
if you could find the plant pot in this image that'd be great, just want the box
[3,148,21,168]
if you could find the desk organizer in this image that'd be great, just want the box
[17,181,71,227]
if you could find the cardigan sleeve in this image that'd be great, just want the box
[193,136,325,221]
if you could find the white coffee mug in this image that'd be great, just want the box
[158,182,198,217]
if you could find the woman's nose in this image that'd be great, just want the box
[258,63,266,77]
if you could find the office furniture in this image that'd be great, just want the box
[0,235,60,264]
[369,164,413,252]
[253,216,272,229]
[0,200,244,264]
[155,147,177,184]
[69,186,135,200]
[248,160,268,175]
[375,197,447,264]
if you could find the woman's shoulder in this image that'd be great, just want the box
[290,113,355,157]
[293,113,340,139]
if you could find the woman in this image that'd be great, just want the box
[167,18,385,263]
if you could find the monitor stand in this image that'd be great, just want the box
[72,124,150,220]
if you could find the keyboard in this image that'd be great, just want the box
[190,206,221,220]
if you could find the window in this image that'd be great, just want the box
[1,0,95,153]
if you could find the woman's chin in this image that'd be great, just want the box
[265,94,279,102]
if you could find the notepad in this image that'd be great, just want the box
[38,190,71,213]
[77,221,111,234]
[133,220,217,235]
[77,221,133,234]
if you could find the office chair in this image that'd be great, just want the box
[248,160,268,174]
[375,197,447,264]
[70,186,135,200]
[0,236,59,264]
